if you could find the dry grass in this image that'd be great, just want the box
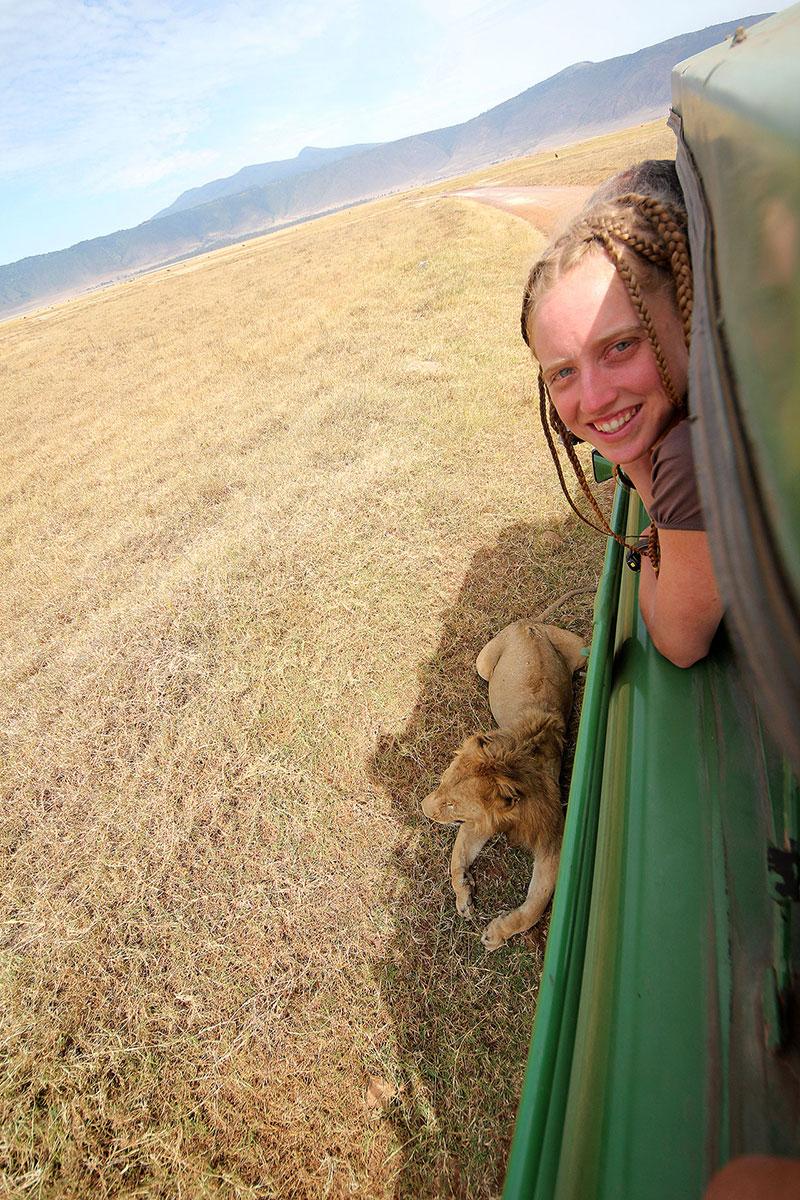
[436,118,677,192]
[1,123,670,1199]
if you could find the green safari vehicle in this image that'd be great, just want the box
[503,8,800,1197]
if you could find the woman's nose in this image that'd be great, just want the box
[579,366,617,415]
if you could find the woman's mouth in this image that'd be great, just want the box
[590,405,641,435]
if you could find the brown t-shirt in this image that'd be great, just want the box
[649,418,705,531]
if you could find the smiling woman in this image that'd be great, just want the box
[520,173,723,668]
[533,255,687,462]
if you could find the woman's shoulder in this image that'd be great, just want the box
[650,417,705,531]
[653,416,694,463]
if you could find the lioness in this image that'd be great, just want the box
[421,620,585,951]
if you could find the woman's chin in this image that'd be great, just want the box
[586,441,635,465]
[586,434,652,467]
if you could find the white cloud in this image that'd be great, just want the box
[0,0,354,184]
[101,147,220,192]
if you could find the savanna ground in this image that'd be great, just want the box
[1,121,674,1199]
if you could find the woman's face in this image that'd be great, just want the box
[531,252,688,466]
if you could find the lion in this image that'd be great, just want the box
[421,620,585,951]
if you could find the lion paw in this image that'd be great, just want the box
[454,868,475,919]
[481,920,507,952]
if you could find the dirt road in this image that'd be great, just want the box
[451,185,594,237]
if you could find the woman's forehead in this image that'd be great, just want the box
[532,255,638,359]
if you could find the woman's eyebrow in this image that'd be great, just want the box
[595,321,644,343]
[540,323,644,374]
[540,356,572,376]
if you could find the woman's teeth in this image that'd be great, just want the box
[593,405,641,434]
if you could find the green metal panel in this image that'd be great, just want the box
[502,484,628,1199]
[671,8,800,595]
[504,492,800,1199]
[670,5,800,770]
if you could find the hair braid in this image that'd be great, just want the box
[538,368,617,539]
[618,193,694,343]
[593,225,683,407]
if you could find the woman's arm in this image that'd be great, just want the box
[620,455,723,668]
[637,527,723,668]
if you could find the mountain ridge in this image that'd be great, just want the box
[153,143,383,218]
[0,14,770,320]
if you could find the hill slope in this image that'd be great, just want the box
[152,143,382,218]
[0,14,769,319]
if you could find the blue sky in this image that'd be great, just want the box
[0,0,763,267]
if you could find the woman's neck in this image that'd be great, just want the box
[619,452,655,513]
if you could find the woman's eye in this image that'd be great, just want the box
[609,338,635,356]
[549,366,574,384]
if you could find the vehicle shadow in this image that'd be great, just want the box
[366,515,595,1200]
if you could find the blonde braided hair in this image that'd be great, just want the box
[521,191,694,573]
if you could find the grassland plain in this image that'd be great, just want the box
[1,121,674,1200]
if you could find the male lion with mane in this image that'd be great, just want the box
[422,619,584,951]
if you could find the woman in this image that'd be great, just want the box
[521,169,723,668]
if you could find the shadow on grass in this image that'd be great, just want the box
[366,517,595,1200]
